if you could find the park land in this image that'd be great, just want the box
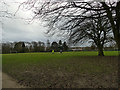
[2,51,119,88]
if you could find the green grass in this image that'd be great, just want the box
[2,51,119,88]
[2,51,118,73]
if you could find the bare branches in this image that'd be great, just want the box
[20,0,120,52]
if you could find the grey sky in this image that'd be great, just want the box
[1,0,93,47]
[1,0,63,43]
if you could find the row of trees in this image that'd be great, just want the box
[2,40,69,54]
[21,0,120,56]
[50,40,68,52]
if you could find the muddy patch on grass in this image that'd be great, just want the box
[3,56,118,88]
[16,68,118,88]
[74,73,118,88]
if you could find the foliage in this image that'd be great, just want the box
[2,40,69,53]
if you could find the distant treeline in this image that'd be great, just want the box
[2,40,69,54]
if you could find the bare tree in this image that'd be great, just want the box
[69,14,113,56]
[21,0,120,55]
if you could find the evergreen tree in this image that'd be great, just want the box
[51,41,58,52]
[22,42,25,53]
[63,42,68,51]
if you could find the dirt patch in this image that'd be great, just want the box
[3,56,118,88]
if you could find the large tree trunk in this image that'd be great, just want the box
[116,39,120,56]
[102,2,120,56]
[98,47,104,56]
[97,44,104,56]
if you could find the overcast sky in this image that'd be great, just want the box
[1,0,65,44]
[0,0,93,47]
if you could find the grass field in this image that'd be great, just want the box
[2,51,119,88]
